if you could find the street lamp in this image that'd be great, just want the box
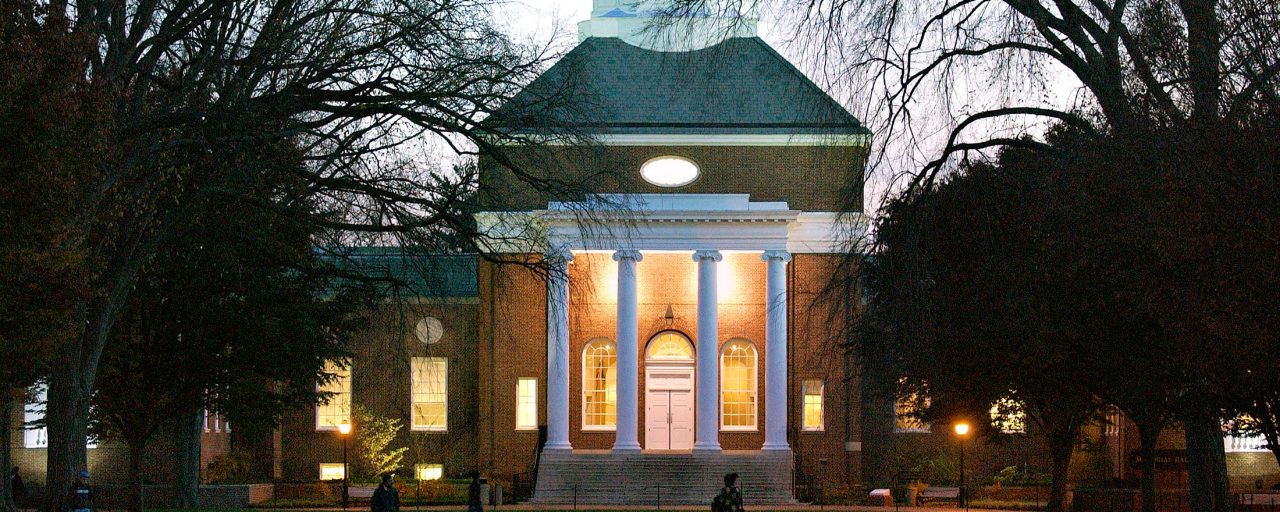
[338,419,352,510]
[954,422,971,511]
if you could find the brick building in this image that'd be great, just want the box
[8,0,1278,504]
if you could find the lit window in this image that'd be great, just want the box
[24,385,47,448]
[720,339,758,430]
[412,357,448,431]
[319,463,345,480]
[802,380,824,432]
[646,332,694,360]
[640,156,699,187]
[316,360,352,431]
[894,381,931,433]
[416,463,444,481]
[516,378,538,430]
[990,397,1026,434]
[582,338,617,429]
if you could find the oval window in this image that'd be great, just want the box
[640,156,699,187]
[415,317,443,344]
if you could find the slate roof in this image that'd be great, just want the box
[488,37,868,136]
[329,247,477,298]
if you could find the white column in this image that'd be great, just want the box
[693,250,723,453]
[612,249,643,453]
[545,248,573,451]
[762,250,792,451]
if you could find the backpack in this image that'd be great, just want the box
[711,487,731,512]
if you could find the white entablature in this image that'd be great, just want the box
[475,193,866,254]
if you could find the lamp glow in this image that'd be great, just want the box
[954,422,970,436]
[338,420,352,435]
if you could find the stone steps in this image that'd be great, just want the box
[531,451,796,505]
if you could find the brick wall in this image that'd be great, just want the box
[478,144,867,212]
[278,299,479,481]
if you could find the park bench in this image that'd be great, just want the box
[918,486,961,504]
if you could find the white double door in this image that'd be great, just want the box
[645,366,695,451]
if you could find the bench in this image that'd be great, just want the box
[918,486,961,503]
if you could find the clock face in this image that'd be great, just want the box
[415,317,444,344]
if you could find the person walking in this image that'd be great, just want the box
[9,466,24,506]
[69,470,92,512]
[711,473,744,512]
[466,473,484,512]
[371,473,400,512]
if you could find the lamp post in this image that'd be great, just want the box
[954,422,970,511]
[339,419,352,510]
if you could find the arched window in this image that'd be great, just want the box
[582,338,617,430]
[646,331,694,360]
[720,339,758,430]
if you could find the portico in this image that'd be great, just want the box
[526,193,840,456]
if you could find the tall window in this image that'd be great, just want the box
[516,378,538,431]
[720,339,758,430]
[412,357,448,431]
[802,379,825,432]
[24,385,47,448]
[582,338,617,430]
[316,360,351,431]
[990,397,1026,434]
[894,379,931,433]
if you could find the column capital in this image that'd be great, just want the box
[761,250,792,263]
[545,246,574,263]
[692,250,723,262]
[612,249,643,262]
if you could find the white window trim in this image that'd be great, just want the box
[315,360,352,432]
[802,379,825,432]
[581,339,618,432]
[411,357,448,432]
[516,378,539,431]
[719,340,759,432]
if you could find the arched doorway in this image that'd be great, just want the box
[644,331,695,451]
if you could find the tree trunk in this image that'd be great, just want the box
[1137,422,1161,512]
[127,440,146,512]
[43,351,92,512]
[1177,0,1222,125]
[175,410,202,507]
[1,392,16,512]
[1047,435,1075,512]
[1184,410,1231,512]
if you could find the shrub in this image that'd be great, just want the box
[352,405,407,480]
[204,451,254,484]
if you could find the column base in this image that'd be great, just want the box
[611,444,642,456]
[692,445,723,456]
[544,442,573,452]
[761,443,792,452]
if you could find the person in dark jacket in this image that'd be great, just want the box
[712,473,744,512]
[9,466,24,505]
[467,473,484,512]
[69,470,92,512]
[371,473,399,512]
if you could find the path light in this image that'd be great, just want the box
[954,421,970,511]
[338,419,352,510]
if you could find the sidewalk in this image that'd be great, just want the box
[259,506,1024,512]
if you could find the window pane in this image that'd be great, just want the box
[317,361,351,431]
[583,339,617,428]
[416,463,444,480]
[990,397,1026,434]
[319,463,345,480]
[517,378,538,430]
[803,379,824,431]
[413,357,448,431]
[720,340,757,429]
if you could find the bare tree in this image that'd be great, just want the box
[11,0,602,509]
[652,2,1279,512]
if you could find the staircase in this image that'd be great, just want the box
[531,450,796,505]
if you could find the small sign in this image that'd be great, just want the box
[1129,449,1187,469]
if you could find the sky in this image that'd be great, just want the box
[479,1,1085,215]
